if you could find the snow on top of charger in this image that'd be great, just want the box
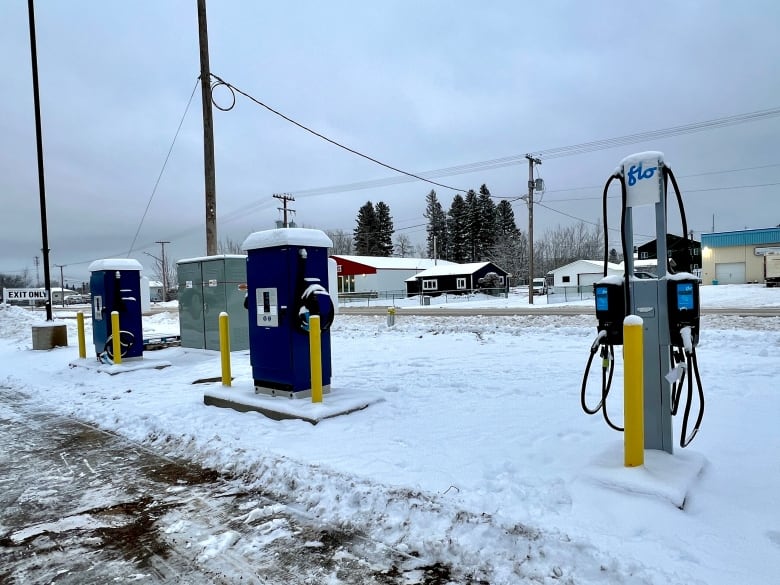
[88,258,143,272]
[619,151,665,168]
[242,228,333,251]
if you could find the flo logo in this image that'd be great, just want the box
[627,162,657,186]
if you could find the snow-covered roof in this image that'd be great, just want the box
[332,255,454,271]
[242,228,332,251]
[619,258,658,269]
[548,259,622,274]
[406,262,494,280]
[88,259,143,272]
[177,254,246,265]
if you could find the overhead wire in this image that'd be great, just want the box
[126,77,200,256]
[209,73,468,194]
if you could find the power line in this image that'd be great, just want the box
[126,77,200,256]
[210,73,468,194]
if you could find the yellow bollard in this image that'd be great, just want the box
[219,312,231,386]
[309,315,323,403]
[623,315,644,467]
[111,311,122,365]
[77,311,86,359]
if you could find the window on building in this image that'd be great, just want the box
[456,278,466,289]
[692,247,700,256]
[422,279,438,291]
[562,275,571,283]
[640,252,648,259]
[498,276,505,285]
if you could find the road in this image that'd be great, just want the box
[0,388,454,584]
[336,306,780,317]
[44,302,780,319]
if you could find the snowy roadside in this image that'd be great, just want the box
[2,293,779,584]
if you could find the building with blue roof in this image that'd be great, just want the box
[701,227,780,284]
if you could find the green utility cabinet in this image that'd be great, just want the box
[177,255,249,351]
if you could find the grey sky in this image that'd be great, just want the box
[2,1,779,285]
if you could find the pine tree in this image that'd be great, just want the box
[447,194,470,263]
[493,199,524,284]
[464,189,479,261]
[353,201,377,255]
[374,201,394,257]
[423,190,448,260]
[476,184,497,260]
[496,199,521,241]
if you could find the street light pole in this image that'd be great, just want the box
[27,0,53,320]
[55,263,65,306]
[155,240,170,302]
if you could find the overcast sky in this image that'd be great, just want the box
[2,1,779,286]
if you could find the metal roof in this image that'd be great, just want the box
[701,228,780,248]
[332,255,454,270]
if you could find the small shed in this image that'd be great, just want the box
[547,260,623,289]
[405,262,509,296]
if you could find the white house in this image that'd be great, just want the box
[547,260,623,289]
[331,255,455,295]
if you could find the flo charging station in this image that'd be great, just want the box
[89,259,144,361]
[242,228,335,398]
[581,152,705,454]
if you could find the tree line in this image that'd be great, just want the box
[333,185,606,284]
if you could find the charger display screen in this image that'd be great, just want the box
[595,286,609,312]
[677,282,694,311]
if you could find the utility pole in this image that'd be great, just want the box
[273,193,296,228]
[155,240,170,302]
[54,263,65,306]
[27,0,52,320]
[526,154,541,305]
[197,0,217,255]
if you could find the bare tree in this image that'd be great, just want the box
[149,255,177,301]
[325,229,354,255]
[412,242,427,258]
[218,236,245,255]
[535,220,603,276]
[394,233,413,257]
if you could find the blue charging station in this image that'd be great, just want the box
[242,228,335,398]
[88,259,144,361]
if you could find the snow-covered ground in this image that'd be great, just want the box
[2,283,779,583]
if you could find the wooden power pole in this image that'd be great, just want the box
[273,193,296,228]
[526,154,541,305]
[197,0,217,255]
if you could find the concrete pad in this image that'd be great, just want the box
[203,384,385,425]
[69,357,172,375]
[579,441,707,509]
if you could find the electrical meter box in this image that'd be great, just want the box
[88,258,144,359]
[177,255,249,351]
[242,228,335,398]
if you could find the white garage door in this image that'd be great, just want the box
[715,262,746,284]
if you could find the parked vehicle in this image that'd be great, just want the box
[532,278,548,295]
[766,254,780,287]
[64,294,87,305]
